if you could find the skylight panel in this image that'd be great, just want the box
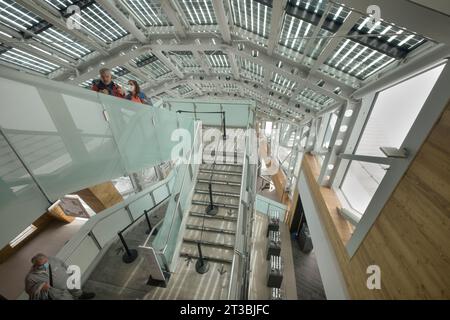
[0,0,42,31]
[323,39,396,80]
[354,17,426,52]
[0,47,60,74]
[121,0,171,27]
[205,51,231,73]
[166,51,202,73]
[177,0,217,25]
[36,27,93,59]
[44,0,74,10]
[239,57,264,82]
[230,0,272,40]
[75,3,128,44]
[271,73,297,96]
[296,87,335,110]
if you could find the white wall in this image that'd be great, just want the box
[298,171,349,300]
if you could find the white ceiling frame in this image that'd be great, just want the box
[160,0,188,38]
[96,0,147,43]
[267,0,288,56]
[192,50,211,75]
[212,0,231,44]
[151,50,184,79]
[64,36,354,101]
[15,0,109,56]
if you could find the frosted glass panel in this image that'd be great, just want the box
[341,161,389,213]
[101,96,161,173]
[341,64,445,214]
[153,184,169,203]
[222,103,250,127]
[0,78,126,201]
[128,194,154,220]
[255,195,287,221]
[92,208,131,247]
[356,64,446,157]
[196,103,222,126]
[0,133,50,247]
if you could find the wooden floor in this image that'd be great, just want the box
[291,242,326,300]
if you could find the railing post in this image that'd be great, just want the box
[222,112,227,140]
[144,209,158,235]
[206,182,218,216]
[118,232,138,264]
[195,242,210,274]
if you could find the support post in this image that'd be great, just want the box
[195,242,210,274]
[222,112,228,140]
[144,209,158,235]
[118,232,138,264]
[205,183,218,216]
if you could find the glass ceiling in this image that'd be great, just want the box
[0,0,434,114]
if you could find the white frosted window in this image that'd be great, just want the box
[341,63,446,214]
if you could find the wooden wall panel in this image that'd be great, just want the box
[76,181,123,213]
[301,101,450,299]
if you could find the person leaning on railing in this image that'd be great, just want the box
[91,68,125,98]
[125,80,151,105]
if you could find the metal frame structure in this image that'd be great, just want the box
[1,0,449,258]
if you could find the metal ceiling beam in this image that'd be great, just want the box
[308,11,362,76]
[228,52,240,80]
[15,0,108,56]
[339,0,450,47]
[161,0,188,38]
[151,50,184,79]
[192,50,211,75]
[212,0,231,44]
[96,0,147,43]
[267,0,288,56]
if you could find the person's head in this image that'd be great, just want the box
[99,68,113,85]
[128,80,140,96]
[31,253,48,270]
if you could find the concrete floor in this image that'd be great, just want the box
[248,212,298,300]
[0,218,86,300]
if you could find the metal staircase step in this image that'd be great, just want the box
[179,252,233,265]
[199,168,242,176]
[194,189,240,198]
[197,178,241,186]
[186,224,236,235]
[189,212,237,221]
[183,238,234,250]
[191,200,239,210]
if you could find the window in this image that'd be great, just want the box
[340,63,446,214]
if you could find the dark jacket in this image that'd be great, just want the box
[91,79,125,98]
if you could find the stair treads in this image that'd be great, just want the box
[186,224,236,235]
[194,189,240,198]
[179,252,232,265]
[195,183,241,195]
[199,168,242,176]
[197,172,242,183]
[200,163,243,172]
[191,200,239,210]
[197,179,241,188]
[187,216,237,230]
[180,243,234,263]
[189,211,238,221]
[192,194,240,206]
[183,238,234,250]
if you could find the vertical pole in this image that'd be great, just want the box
[118,232,138,264]
[195,242,210,274]
[222,112,227,140]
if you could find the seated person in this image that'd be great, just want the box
[91,68,125,98]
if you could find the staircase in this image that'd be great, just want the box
[179,159,243,265]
